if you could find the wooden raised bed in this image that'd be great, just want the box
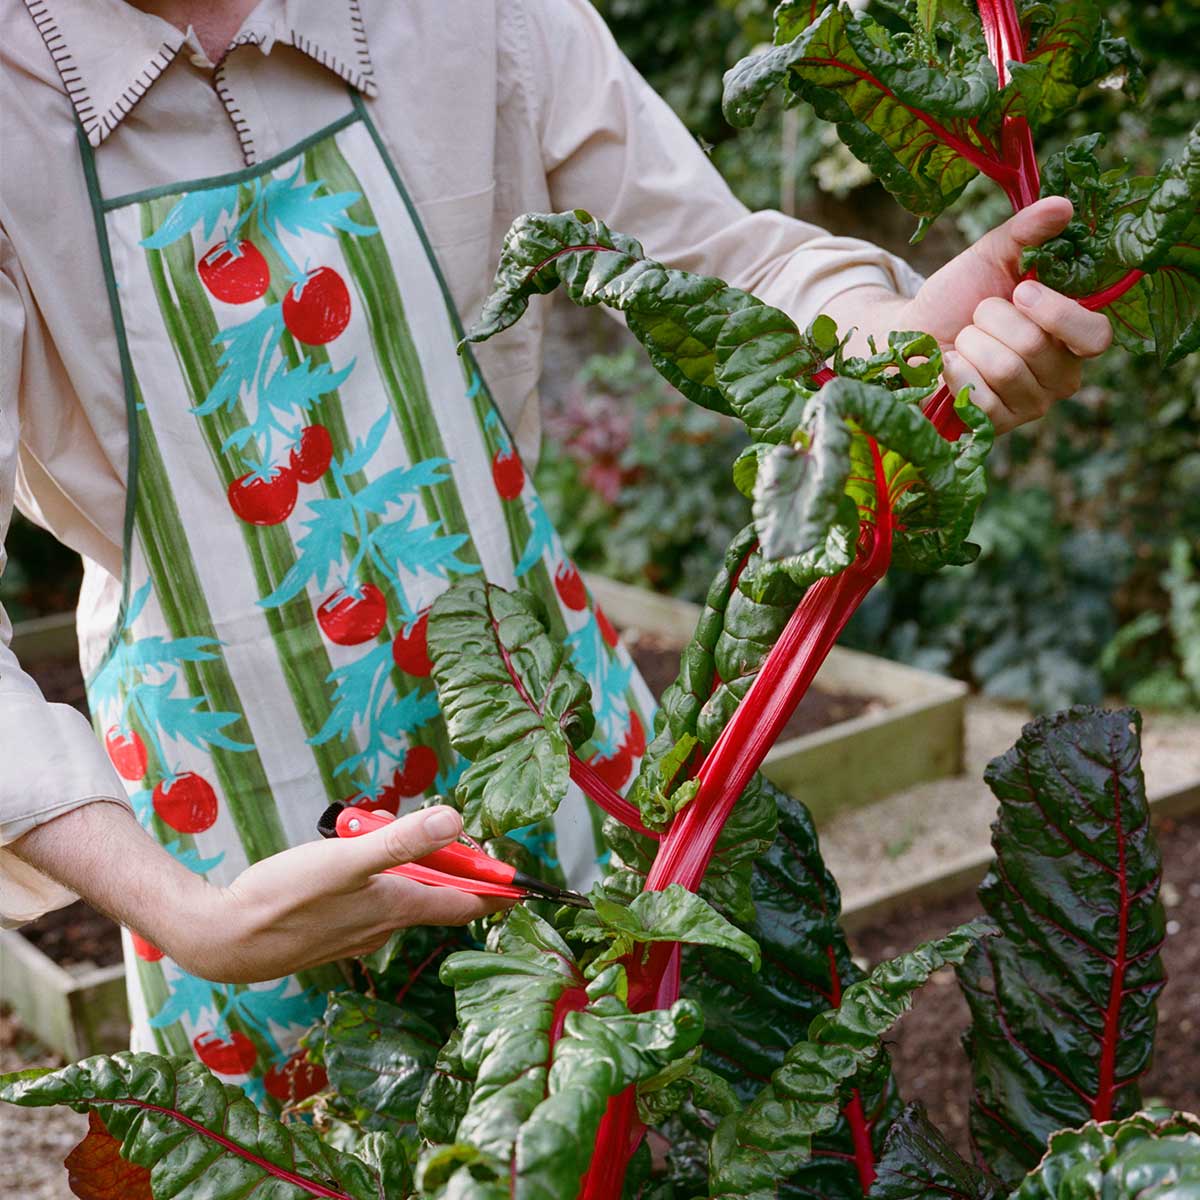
[586,575,968,824]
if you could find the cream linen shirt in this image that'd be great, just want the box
[0,0,922,923]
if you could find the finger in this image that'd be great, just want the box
[972,297,1081,397]
[974,196,1074,274]
[375,874,515,927]
[954,325,1056,424]
[1012,280,1113,358]
[942,349,1018,435]
[333,804,464,883]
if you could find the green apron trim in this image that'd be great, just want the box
[98,108,362,212]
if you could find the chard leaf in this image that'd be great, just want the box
[417,1030,472,1146]
[723,3,1004,229]
[748,367,992,574]
[308,991,442,1141]
[1005,0,1143,131]
[0,1054,385,1199]
[688,779,901,1197]
[957,707,1167,1187]
[575,884,761,977]
[1022,128,1200,365]
[465,211,831,420]
[1011,1111,1200,1200]
[610,528,786,923]
[64,1111,153,1200]
[428,579,595,837]
[708,920,996,1198]
[868,1103,1000,1199]
[421,909,702,1199]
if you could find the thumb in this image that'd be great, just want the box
[334,805,463,883]
[976,196,1074,272]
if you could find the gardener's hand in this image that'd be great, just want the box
[830,197,1114,434]
[9,800,509,985]
[190,804,511,983]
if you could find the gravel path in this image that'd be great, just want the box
[0,1011,84,1199]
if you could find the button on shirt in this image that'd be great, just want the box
[0,0,922,923]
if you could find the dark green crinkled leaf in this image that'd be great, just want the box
[575,884,761,977]
[428,579,594,837]
[868,1103,1000,1200]
[351,1132,413,1198]
[420,908,702,1199]
[1022,127,1200,366]
[1011,1111,1200,1200]
[417,1029,473,1146]
[0,1054,384,1200]
[1005,0,1143,132]
[746,367,992,575]
[464,211,824,417]
[308,991,442,1140]
[957,707,1167,1188]
[723,3,1002,230]
[688,779,901,1199]
[708,919,996,1198]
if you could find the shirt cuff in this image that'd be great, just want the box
[0,688,131,926]
[761,235,925,331]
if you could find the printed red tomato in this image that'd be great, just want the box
[554,562,587,611]
[392,610,432,676]
[289,425,334,484]
[282,267,351,345]
[193,1030,257,1076]
[197,240,270,304]
[623,711,646,758]
[351,791,401,817]
[317,583,388,646]
[591,744,633,791]
[130,932,164,962]
[491,448,525,500]
[105,726,147,781]
[264,1051,328,1103]
[153,772,218,834]
[381,745,440,804]
[227,467,298,526]
[596,606,620,648]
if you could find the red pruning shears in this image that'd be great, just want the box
[317,802,591,907]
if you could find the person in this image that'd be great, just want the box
[0,0,1112,1102]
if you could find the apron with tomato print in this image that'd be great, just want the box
[76,93,653,1108]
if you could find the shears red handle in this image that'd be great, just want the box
[317,803,590,907]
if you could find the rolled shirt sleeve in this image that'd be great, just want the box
[0,235,130,927]
[520,0,924,325]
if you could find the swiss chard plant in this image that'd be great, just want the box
[4,0,1200,1196]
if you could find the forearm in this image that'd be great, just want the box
[9,800,213,962]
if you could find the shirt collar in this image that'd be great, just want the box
[23,0,377,148]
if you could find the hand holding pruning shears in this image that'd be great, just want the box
[317,802,591,907]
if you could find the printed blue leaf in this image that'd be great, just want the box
[376,687,442,741]
[261,357,354,422]
[164,841,226,875]
[125,579,153,626]
[124,634,221,672]
[197,306,285,418]
[260,166,378,241]
[148,968,217,1029]
[515,495,556,577]
[133,680,252,752]
[140,185,240,248]
[259,496,358,608]
[338,411,394,477]
[309,643,396,747]
[372,515,478,581]
[354,460,454,515]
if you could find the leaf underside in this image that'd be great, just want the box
[957,707,1167,1187]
